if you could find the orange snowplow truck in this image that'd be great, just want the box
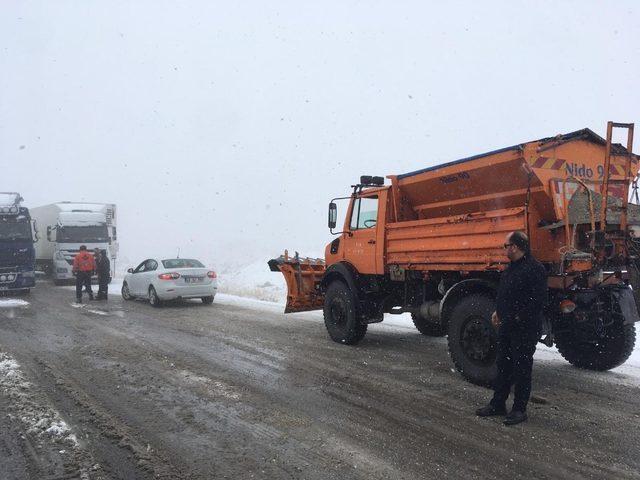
[269,122,640,386]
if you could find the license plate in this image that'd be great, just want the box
[185,277,203,283]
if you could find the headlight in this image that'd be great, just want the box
[629,226,640,239]
[55,251,65,260]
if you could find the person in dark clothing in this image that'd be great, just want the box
[95,249,111,300]
[476,231,548,425]
[72,245,96,303]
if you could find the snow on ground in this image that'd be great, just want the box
[216,258,286,302]
[0,352,79,446]
[0,298,29,308]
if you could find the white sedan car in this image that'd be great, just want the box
[122,258,217,307]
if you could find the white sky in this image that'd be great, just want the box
[2,1,639,267]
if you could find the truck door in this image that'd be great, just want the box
[343,195,379,274]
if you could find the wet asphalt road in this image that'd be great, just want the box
[0,281,639,480]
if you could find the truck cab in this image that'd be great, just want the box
[0,193,37,294]
[326,181,389,275]
[31,203,118,283]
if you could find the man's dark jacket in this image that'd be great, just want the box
[96,256,111,280]
[496,253,548,329]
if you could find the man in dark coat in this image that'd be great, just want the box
[476,231,548,425]
[95,249,111,300]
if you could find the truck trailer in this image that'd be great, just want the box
[0,193,37,293]
[270,121,640,386]
[31,202,118,284]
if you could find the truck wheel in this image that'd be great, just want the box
[323,281,367,345]
[447,294,497,387]
[149,286,163,308]
[53,279,64,286]
[411,312,446,337]
[556,323,636,370]
[201,296,214,305]
[121,282,133,301]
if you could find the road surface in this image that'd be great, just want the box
[0,281,639,479]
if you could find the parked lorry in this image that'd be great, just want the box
[31,202,118,284]
[270,121,640,386]
[0,193,37,294]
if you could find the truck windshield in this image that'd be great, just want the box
[57,225,109,243]
[0,218,32,242]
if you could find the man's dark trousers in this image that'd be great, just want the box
[490,319,541,412]
[75,272,93,302]
[97,276,109,300]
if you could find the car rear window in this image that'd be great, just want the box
[161,259,205,269]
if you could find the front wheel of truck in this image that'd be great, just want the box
[447,294,497,387]
[556,322,635,371]
[323,281,367,345]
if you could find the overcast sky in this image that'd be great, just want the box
[2,1,639,267]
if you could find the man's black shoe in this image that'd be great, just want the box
[503,410,528,425]
[476,405,507,417]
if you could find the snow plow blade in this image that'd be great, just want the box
[268,251,326,313]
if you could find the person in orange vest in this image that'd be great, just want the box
[72,245,96,303]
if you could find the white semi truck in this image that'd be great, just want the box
[31,202,118,284]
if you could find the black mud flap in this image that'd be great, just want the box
[612,287,640,325]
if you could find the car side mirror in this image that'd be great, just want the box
[127,268,134,273]
[328,202,337,230]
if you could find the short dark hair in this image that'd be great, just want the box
[79,245,87,251]
[509,231,530,253]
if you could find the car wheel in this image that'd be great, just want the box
[121,282,133,301]
[149,285,163,308]
[201,296,214,305]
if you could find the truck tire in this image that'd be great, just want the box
[556,323,636,371]
[447,294,497,387]
[323,280,367,345]
[411,312,446,337]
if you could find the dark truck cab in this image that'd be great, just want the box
[0,193,37,294]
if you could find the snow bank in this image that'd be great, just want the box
[0,299,30,308]
[0,352,78,446]
[216,258,287,302]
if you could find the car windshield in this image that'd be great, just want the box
[161,258,204,269]
[0,218,32,242]
[57,225,109,243]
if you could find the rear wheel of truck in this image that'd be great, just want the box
[447,294,497,387]
[201,296,214,305]
[323,281,367,345]
[556,322,636,371]
[411,312,446,337]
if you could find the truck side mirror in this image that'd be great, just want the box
[46,226,52,241]
[32,220,40,243]
[127,268,134,273]
[328,202,337,230]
